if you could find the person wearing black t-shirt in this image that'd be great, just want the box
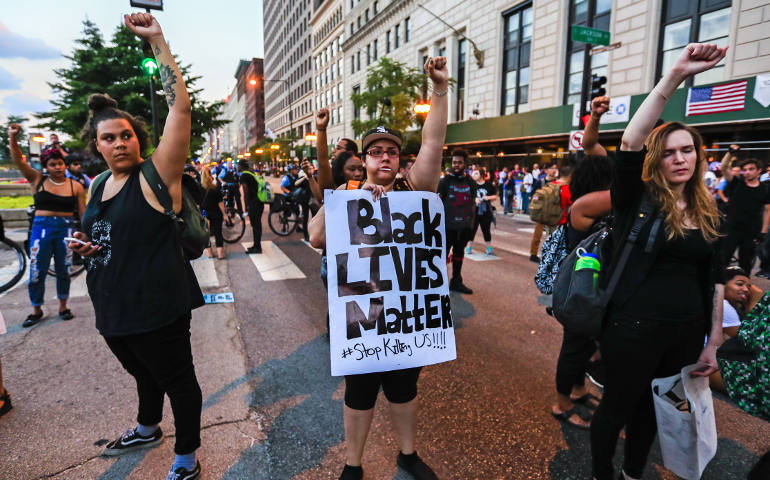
[468,168,497,255]
[239,160,264,254]
[437,149,476,294]
[201,167,225,259]
[720,154,770,275]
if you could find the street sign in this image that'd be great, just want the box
[130,0,163,10]
[591,41,622,55]
[203,292,234,304]
[569,130,584,151]
[571,25,611,46]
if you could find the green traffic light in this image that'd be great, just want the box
[141,58,158,76]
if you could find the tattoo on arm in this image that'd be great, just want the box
[159,64,177,107]
[154,45,161,55]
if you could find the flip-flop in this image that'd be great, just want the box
[552,408,591,430]
[571,393,602,409]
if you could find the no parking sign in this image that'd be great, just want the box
[569,130,584,151]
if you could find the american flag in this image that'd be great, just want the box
[686,80,747,116]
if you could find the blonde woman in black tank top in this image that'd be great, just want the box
[8,125,86,327]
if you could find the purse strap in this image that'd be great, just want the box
[602,191,657,301]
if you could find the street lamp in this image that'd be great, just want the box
[255,148,264,154]
[249,79,257,86]
[413,101,430,115]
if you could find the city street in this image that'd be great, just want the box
[1,198,768,480]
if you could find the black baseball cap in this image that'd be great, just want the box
[362,126,402,153]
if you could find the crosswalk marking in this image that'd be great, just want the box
[242,241,306,281]
[517,227,535,234]
[464,252,500,262]
[191,256,219,288]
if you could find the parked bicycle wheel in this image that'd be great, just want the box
[222,211,245,244]
[47,251,85,278]
[0,236,26,294]
[268,205,299,236]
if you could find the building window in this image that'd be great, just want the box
[351,55,355,74]
[338,106,343,123]
[395,24,400,48]
[405,17,411,43]
[357,16,361,28]
[365,8,369,22]
[374,1,379,15]
[350,0,354,9]
[563,0,611,106]
[357,51,361,71]
[338,83,343,99]
[456,38,466,121]
[658,0,730,86]
[438,46,446,57]
[353,85,361,119]
[350,23,354,35]
[502,3,533,114]
[374,39,378,60]
[386,30,392,53]
[367,44,371,65]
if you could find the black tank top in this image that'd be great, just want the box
[82,167,204,337]
[34,178,76,213]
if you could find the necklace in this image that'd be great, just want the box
[48,177,66,186]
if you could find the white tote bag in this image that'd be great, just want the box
[651,364,717,480]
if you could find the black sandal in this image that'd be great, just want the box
[552,407,591,430]
[0,388,12,416]
[22,312,43,328]
[570,393,601,409]
[59,309,74,321]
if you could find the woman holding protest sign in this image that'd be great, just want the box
[309,56,449,480]
[68,13,204,480]
[589,43,727,480]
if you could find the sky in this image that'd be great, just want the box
[0,0,264,133]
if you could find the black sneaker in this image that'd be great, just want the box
[449,278,473,294]
[101,427,163,456]
[397,452,438,480]
[166,460,200,480]
[246,246,262,254]
[338,464,363,480]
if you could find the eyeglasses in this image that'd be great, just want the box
[367,147,399,159]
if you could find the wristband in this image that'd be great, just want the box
[432,86,448,97]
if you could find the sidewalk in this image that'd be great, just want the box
[0,256,258,479]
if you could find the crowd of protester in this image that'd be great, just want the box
[2,24,769,480]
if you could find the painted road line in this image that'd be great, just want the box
[517,227,535,234]
[465,252,500,262]
[302,239,323,255]
[191,256,219,288]
[242,241,306,281]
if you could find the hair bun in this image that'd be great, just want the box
[87,93,118,112]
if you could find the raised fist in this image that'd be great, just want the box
[316,108,329,130]
[301,159,313,175]
[671,43,728,79]
[424,56,449,87]
[591,96,610,117]
[124,13,163,40]
[8,123,22,137]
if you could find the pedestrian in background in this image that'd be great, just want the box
[521,166,533,214]
[239,159,265,253]
[438,148,476,294]
[201,166,226,259]
[468,167,497,255]
[529,163,558,262]
[309,55,449,480]
[70,13,204,480]
[589,42,727,480]
[8,125,86,328]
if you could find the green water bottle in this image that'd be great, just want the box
[575,252,600,290]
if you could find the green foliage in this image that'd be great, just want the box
[0,195,34,209]
[0,115,29,163]
[35,20,226,157]
[350,57,428,138]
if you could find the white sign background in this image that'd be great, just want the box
[572,95,631,126]
[325,189,457,376]
[753,73,770,108]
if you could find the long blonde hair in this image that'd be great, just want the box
[641,122,720,242]
[201,167,216,191]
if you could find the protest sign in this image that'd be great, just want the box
[324,189,457,376]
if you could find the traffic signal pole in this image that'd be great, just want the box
[148,73,159,146]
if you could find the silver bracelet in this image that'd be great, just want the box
[432,86,448,97]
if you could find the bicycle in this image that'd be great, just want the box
[0,216,27,294]
[221,183,245,244]
[268,194,301,236]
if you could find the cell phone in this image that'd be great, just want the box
[64,237,87,246]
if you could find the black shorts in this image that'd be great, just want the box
[344,367,422,410]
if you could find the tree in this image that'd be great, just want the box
[35,20,226,157]
[350,57,428,139]
[0,115,28,163]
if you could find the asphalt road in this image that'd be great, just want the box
[0,199,768,479]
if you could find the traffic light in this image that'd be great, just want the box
[141,57,158,76]
[591,74,607,98]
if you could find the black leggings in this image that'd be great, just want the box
[104,313,202,454]
[344,367,422,410]
[446,228,471,260]
[472,212,493,242]
[555,327,595,396]
[248,201,264,246]
[209,213,223,247]
[590,315,704,479]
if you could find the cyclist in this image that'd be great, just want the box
[218,159,241,214]
[281,163,311,241]
[8,126,86,328]
[238,159,264,254]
